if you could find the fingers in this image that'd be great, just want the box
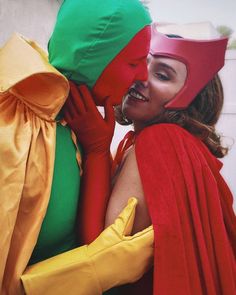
[78,85,98,113]
[69,81,86,114]
[104,99,115,130]
[64,97,79,121]
[68,82,114,126]
[130,225,154,243]
[112,197,138,237]
[64,82,93,122]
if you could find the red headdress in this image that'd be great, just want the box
[150,25,228,109]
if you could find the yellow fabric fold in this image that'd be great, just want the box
[0,34,69,294]
[0,33,69,121]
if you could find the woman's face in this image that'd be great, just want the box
[92,26,151,106]
[122,54,187,130]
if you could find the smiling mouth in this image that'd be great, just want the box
[128,88,149,102]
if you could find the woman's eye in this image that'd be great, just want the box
[155,73,170,81]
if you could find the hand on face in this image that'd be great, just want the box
[64,81,115,155]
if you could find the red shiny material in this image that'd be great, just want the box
[92,26,151,106]
[64,82,115,155]
[150,26,228,110]
[111,130,135,176]
[134,124,236,295]
[64,82,115,243]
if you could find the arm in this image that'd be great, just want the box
[64,82,115,243]
[79,148,112,243]
[21,198,154,295]
[106,146,151,234]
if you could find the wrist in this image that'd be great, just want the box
[83,149,111,159]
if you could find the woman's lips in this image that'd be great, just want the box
[127,88,149,102]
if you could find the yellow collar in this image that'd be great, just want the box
[0,33,69,120]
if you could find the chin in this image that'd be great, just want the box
[93,94,106,106]
[94,92,123,106]
[122,110,139,122]
[113,98,123,106]
[107,95,123,106]
[123,107,151,126]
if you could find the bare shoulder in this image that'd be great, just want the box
[106,146,151,233]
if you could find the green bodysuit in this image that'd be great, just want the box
[29,122,81,264]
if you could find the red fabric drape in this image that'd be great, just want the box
[133,124,236,295]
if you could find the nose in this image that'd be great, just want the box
[136,78,148,89]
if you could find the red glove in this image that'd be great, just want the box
[63,81,115,243]
[64,81,115,155]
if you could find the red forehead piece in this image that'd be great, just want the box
[150,26,228,110]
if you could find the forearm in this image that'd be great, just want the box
[22,246,101,295]
[79,151,112,244]
[22,198,154,295]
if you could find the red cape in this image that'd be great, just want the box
[132,124,236,295]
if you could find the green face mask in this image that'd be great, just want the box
[48,0,151,88]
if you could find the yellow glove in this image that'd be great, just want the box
[21,198,154,295]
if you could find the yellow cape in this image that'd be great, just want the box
[0,33,69,294]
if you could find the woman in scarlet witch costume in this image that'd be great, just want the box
[108,25,236,294]
[67,24,236,294]
[0,0,154,294]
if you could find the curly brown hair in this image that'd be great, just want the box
[156,74,228,158]
[115,74,228,158]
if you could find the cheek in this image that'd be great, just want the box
[158,81,184,102]
[93,64,142,105]
[115,68,136,94]
[108,64,130,88]
[151,82,174,103]
[147,88,168,116]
